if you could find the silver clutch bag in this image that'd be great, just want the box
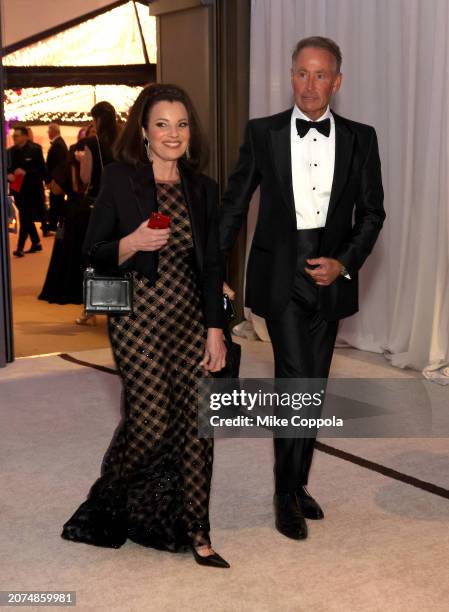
[83,266,133,315]
[83,240,134,315]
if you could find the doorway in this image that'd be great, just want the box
[1,0,156,360]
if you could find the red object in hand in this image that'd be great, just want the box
[148,212,171,229]
[10,172,25,193]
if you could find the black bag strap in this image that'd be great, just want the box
[86,241,108,270]
[96,135,104,170]
[85,136,104,198]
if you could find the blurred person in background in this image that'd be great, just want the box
[46,123,69,231]
[7,125,47,257]
[39,127,86,304]
[71,124,96,195]
[27,126,52,235]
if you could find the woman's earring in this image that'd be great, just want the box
[142,128,152,162]
[185,144,190,160]
[144,138,153,163]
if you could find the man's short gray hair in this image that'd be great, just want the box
[49,123,61,134]
[292,36,342,73]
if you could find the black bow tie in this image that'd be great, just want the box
[296,117,331,138]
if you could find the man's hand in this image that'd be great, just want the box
[223,281,236,300]
[304,257,343,286]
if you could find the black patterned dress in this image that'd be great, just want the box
[61,181,213,551]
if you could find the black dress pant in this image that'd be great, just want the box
[265,229,338,493]
[17,206,40,251]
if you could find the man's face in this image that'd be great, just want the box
[48,125,58,141]
[13,130,28,147]
[291,47,342,120]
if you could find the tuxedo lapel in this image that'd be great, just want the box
[129,163,157,222]
[269,114,297,225]
[326,112,355,221]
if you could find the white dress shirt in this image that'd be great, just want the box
[290,105,335,229]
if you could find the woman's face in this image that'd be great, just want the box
[145,100,190,162]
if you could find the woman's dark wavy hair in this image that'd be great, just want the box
[114,83,208,172]
[90,101,118,153]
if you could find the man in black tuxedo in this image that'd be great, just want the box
[46,123,69,231]
[7,126,47,256]
[219,36,385,540]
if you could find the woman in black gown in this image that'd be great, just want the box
[38,127,87,305]
[61,84,229,568]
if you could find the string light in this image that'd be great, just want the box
[4,85,142,124]
[3,2,155,125]
[3,2,156,67]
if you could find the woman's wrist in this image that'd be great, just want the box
[122,233,137,255]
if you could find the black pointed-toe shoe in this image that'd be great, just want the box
[274,493,308,540]
[296,486,324,520]
[191,546,230,568]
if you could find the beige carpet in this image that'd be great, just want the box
[9,228,110,357]
[1,341,448,612]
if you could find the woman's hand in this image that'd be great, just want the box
[130,220,171,252]
[118,220,170,265]
[223,282,235,300]
[74,149,85,162]
[200,328,227,373]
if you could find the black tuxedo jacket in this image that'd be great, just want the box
[7,142,46,213]
[83,161,224,329]
[219,108,386,321]
[47,136,69,180]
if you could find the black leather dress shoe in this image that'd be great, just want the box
[274,493,308,540]
[13,250,24,257]
[297,486,324,520]
[25,243,42,253]
[191,546,230,568]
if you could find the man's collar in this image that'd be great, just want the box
[292,104,331,122]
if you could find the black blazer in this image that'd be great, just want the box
[219,109,386,321]
[83,161,224,329]
[7,142,46,213]
[46,136,69,181]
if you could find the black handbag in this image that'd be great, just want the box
[83,243,134,316]
[55,220,65,241]
[212,293,241,378]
